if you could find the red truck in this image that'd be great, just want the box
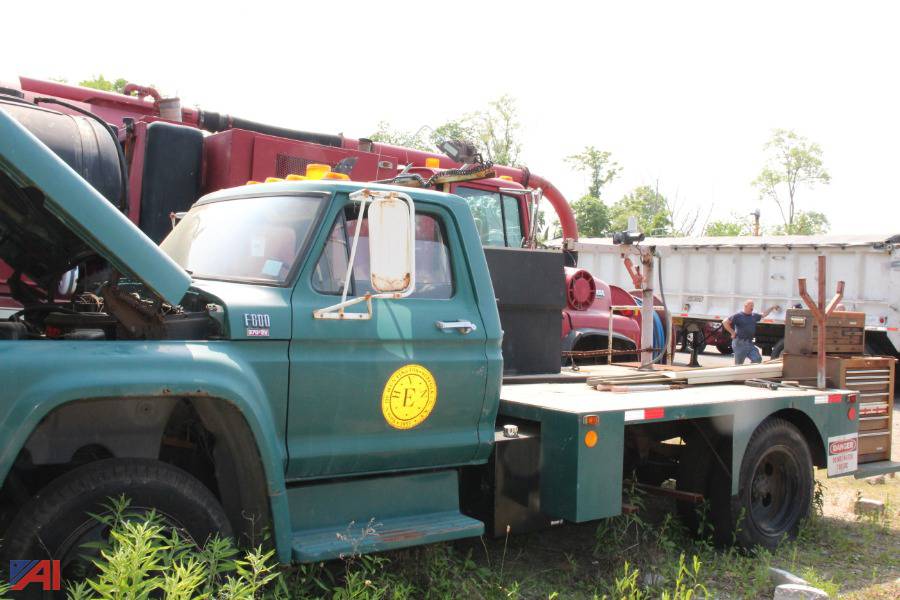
[0,76,652,369]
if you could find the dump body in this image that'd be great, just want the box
[568,235,900,355]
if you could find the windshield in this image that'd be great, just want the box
[161,194,325,284]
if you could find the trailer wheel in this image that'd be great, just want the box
[0,459,231,593]
[727,418,813,550]
[684,326,707,355]
[770,339,784,359]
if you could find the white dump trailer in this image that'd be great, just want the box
[565,234,900,356]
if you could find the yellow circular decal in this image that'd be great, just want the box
[381,364,438,430]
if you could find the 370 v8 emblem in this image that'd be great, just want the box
[243,313,271,337]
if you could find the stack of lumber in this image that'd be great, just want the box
[587,361,782,390]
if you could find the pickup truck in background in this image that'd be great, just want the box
[1,108,896,592]
[566,235,900,357]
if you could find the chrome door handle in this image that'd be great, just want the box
[436,320,477,334]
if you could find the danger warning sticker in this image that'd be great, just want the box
[827,432,858,476]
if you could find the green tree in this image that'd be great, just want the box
[369,95,524,166]
[472,94,522,165]
[752,129,830,234]
[769,209,829,235]
[79,74,129,94]
[705,213,754,236]
[571,195,611,238]
[609,185,671,235]
[369,120,432,151]
[430,120,478,150]
[566,146,621,198]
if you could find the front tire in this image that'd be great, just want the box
[0,459,231,594]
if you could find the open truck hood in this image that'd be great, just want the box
[0,108,191,305]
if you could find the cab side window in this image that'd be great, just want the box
[454,186,524,247]
[312,209,454,299]
[502,194,524,247]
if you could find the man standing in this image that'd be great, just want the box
[722,300,779,365]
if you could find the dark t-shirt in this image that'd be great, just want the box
[730,312,762,340]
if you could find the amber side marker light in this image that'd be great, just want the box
[585,431,598,448]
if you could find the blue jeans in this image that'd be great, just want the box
[733,338,761,365]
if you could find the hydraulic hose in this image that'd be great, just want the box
[197,111,343,147]
[650,250,670,365]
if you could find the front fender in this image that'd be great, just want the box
[562,328,637,352]
[0,339,294,562]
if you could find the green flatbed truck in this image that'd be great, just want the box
[0,108,897,587]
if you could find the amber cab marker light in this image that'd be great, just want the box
[584,431,599,448]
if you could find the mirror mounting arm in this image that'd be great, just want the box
[313,189,416,321]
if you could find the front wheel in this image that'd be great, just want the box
[726,418,813,550]
[0,459,232,595]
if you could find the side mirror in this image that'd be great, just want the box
[368,192,415,294]
[314,189,416,320]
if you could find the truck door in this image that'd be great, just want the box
[285,194,489,479]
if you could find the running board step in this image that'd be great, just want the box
[287,470,484,562]
[292,511,483,562]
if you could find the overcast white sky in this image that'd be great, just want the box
[4,1,899,234]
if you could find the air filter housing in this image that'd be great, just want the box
[565,267,596,311]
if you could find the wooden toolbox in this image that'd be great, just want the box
[784,309,866,355]
[782,354,895,463]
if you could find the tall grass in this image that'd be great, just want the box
[8,476,893,599]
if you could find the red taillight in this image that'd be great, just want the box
[848,407,856,420]
[847,393,857,404]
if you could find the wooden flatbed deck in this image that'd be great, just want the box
[500,380,844,415]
